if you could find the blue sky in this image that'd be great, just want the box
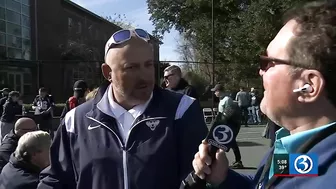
[71,0,181,61]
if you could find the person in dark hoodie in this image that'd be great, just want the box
[163,65,199,99]
[0,131,51,189]
[0,117,37,172]
[0,91,22,143]
[0,88,10,117]
[60,80,89,119]
[191,1,336,189]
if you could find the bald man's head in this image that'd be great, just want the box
[101,34,155,109]
[15,118,37,136]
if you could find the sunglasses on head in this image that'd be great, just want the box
[259,55,292,71]
[105,28,150,56]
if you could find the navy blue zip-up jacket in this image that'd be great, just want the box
[38,83,208,189]
[0,100,22,123]
[213,124,336,189]
[0,129,20,172]
[0,154,41,189]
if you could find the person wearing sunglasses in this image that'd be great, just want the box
[163,65,199,100]
[38,29,208,189]
[191,1,336,189]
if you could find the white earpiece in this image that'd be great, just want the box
[293,84,313,93]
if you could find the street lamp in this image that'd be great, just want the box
[211,0,215,109]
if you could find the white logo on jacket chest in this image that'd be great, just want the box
[146,120,160,131]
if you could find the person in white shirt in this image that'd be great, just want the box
[211,84,243,168]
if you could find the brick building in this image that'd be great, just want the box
[0,0,161,102]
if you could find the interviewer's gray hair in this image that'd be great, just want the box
[14,131,51,160]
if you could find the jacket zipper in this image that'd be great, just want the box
[86,116,167,189]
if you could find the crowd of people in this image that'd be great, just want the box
[0,1,335,189]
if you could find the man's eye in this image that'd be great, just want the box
[125,66,134,70]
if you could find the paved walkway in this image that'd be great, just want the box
[227,125,270,175]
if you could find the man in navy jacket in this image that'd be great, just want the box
[192,1,336,189]
[38,29,208,189]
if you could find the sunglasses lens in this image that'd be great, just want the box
[135,29,150,40]
[113,30,131,43]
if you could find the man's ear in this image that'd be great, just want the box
[101,63,112,81]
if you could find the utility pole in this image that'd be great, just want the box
[211,0,215,109]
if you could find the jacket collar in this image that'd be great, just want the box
[4,129,20,141]
[9,153,41,175]
[96,84,152,120]
[86,82,166,124]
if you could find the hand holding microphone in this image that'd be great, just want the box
[192,141,229,187]
[180,110,236,189]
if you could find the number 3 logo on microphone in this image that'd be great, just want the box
[212,125,234,145]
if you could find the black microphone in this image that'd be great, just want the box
[180,107,237,189]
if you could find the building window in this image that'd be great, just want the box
[77,22,82,34]
[22,26,29,38]
[0,46,5,58]
[0,72,7,86]
[21,15,29,27]
[7,72,23,93]
[0,33,5,45]
[6,34,22,48]
[6,0,21,13]
[0,7,5,19]
[23,72,32,95]
[21,4,29,16]
[22,38,30,60]
[6,22,21,36]
[0,20,5,32]
[7,47,21,59]
[1,0,31,60]
[68,17,73,30]
[22,0,30,6]
[6,9,21,25]
[22,49,30,60]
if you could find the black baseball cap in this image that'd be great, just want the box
[211,84,224,92]
[73,80,88,91]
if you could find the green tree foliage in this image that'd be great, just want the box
[105,13,135,29]
[147,0,305,89]
[184,71,208,96]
